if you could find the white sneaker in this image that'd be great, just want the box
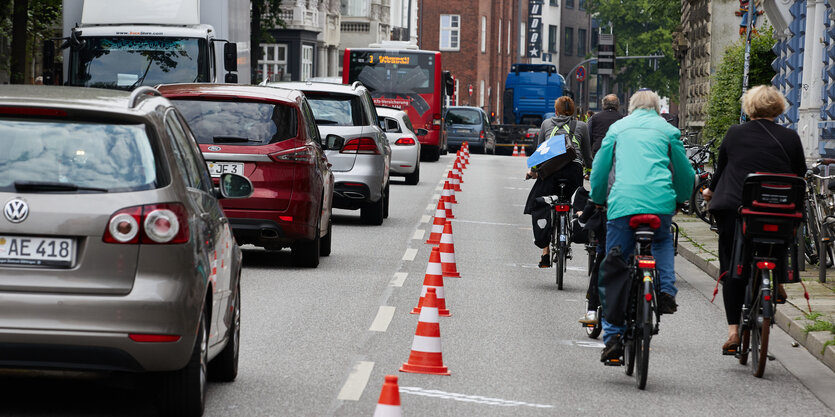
[579,310,597,325]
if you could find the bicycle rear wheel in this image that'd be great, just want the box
[635,281,653,389]
[624,331,636,376]
[691,178,711,224]
[555,245,564,290]
[751,316,770,378]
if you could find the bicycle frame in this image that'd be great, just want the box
[540,182,573,289]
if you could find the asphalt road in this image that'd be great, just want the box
[1,153,834,416]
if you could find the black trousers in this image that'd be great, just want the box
[713,210,746,325]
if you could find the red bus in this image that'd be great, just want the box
[343,47,453,161]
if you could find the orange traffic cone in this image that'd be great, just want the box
[411,247,451,316]
[511,144,519,157]
[439,221,460,278]
[453,160,463,184]
[443,193,454,219]
[425,200,446,244]
[520,145,527,157]
[446,169,461,193]
[441,180,457,204]
[401,287,451,375]
[372,375,402,417]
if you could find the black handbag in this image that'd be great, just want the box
[598,246,631,326]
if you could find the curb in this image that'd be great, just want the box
[677,234,835,374]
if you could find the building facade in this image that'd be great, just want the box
[418,0,526,122]
[339,0,392,52]
[559,0,593,112]
[534,0,562,68]
[389,0,419,43]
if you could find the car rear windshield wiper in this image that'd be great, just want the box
[14,181,109,193]
[213,136,261,143]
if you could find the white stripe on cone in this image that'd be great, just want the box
[411,335,443,353]
[420,285,445,298]
[373,404,402,417]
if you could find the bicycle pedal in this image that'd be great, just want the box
[603,358,623,366]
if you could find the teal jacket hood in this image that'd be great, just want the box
[589,109,695,220]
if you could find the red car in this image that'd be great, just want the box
[158,84,334,268]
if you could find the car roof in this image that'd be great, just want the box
[447,106,483,112]
[0,85,168,118]
[267,81,365,95]
[157,83,303,105]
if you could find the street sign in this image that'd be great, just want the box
[576,66,586,82]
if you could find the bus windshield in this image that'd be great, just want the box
[346,51,436,115]
[69,37,210,90]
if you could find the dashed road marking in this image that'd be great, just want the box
[452,219,526,227]
[426,203,436,211]
[369,306,396,332]
[412,229,425,240]
[432,193,441,200]
[503,187,530,191]
[567,266,587,272]
[337,361,375,401]
[399,386,553,408]
[402,248,418,261]
[420,215,431,223]
[390,272,407,287]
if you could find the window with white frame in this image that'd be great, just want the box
[520,23,526,57]
[440,15,460,51]
[498,21,502,54]
[479,80,485,107]
[481,16,486,53]
[259,43,288,82]
[341,0,369,16]
[302,44,313,81]
[506,20,511,55]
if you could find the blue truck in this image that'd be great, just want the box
[494,63,567,155]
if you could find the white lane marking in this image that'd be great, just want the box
[426,203,436,211]
[567,266,587,272]
[503,187,530,190]
[559,340,606,349]
[412,229,425,240]
[337,361,375,401]
[452,219,526,227]
[399,386,553,408]
[402,248,418,261]
[390,272,408,287]
[369,306,396,332]
[432,193,441,200]
[420,215,431,223]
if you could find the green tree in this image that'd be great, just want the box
[703,26,776,144]
[1,0,61,84]
[251,0,284,84]
[586,0,681,99]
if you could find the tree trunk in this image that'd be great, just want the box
[11,0,29,84]
[251,1,262,84]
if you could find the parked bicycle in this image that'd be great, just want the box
[603,214,679,390]
[804,159,835,269]
[733,173,805,377]
[536,180,574,290]
[687,137,718,228]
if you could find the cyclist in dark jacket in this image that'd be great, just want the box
[587,94,623,157]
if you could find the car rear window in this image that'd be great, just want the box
[306,94,365,127]
[446,109,481,125]
[172,99,298,146]
[0,119,158,193]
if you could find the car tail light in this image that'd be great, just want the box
[479,130,485,139]
[270,146,314,164]
[433,113,442,130]
[103,203,189,245]
[279,216,293,222]
[526,132,536,138]
[129,334,181,343]
[341,137,380,154]
[395,137,416,146]
[555,204,571,212]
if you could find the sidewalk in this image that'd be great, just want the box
[673,214,835,373]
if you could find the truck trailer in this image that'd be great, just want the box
[53,0,250,89]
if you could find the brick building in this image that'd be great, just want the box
[418,0,527,122]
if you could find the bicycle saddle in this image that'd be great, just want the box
[629,214,661,230]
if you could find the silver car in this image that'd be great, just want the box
[377,106,425,185]
[0,86,252,416]
[267,81,391,225]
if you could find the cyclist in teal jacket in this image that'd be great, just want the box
[589,89,695,362]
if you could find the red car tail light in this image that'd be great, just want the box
[129,334,181,343]
[433,113,442,130]
[103,203,189,245]
[479,130,485,139]
[526,132,536,138]
[341,137,380,154]
[270,146,314,164]
[395,137,416,146]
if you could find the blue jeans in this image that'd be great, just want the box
[601,214,676,344]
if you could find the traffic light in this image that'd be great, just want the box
[598,34,615,76]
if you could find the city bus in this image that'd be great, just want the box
[343,46,454,161]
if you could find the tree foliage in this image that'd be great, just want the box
[1,0,61,83]
[703,26,776,144]
[585,0,681,99]
[251,0,284,84]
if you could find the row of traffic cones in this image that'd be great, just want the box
[372,143,471,416]
[511,143,528,157]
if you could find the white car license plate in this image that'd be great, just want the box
[206,162,244,177]
[0,236,75,267]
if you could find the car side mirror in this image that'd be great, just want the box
[326,134,345,150]
[379,120,387,131]
[415,128,428,136]
[217,173,253,199]
[224,42,237,72]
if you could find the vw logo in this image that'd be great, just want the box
[4,199,29,223]
[207,146,222,152]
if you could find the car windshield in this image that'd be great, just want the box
[306,94,365,126]
[69,37,210,89]
[0,119,158,192]
[172,100,298,145]
[447,109,481,125]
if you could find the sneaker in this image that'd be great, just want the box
[538,253,551,268]
[579,310,597,325]
[658,292,678,314]
[600,338,623,362]
[775,284,787,304]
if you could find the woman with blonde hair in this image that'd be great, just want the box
[702,85,807,355]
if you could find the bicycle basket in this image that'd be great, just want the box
[739,173,805,243]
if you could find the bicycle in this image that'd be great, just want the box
[604,214,679,390]
[536,179,573,290]
[804,159,835,269]
[688,137,718,229]
[733,173,805,378]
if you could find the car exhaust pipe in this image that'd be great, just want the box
[343,192,366,199]
[260,228,279,239]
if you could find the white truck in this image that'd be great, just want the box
[54,0,250,89]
